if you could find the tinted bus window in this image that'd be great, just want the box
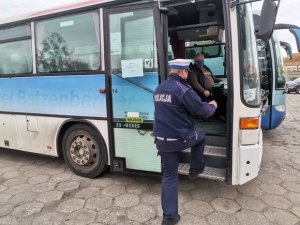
[0,25,30,41]
[36,12,100,73]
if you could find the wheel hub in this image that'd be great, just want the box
[70,135,97,166]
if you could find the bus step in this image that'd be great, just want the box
[180,146,226,168]
[178,163,226,181]
[206,136,227,147]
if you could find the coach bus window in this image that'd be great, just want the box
[273,32,285,89]
[238,4,260,106]
[36,12,100,73]
[109,9,157,76]
[0,25,32,75]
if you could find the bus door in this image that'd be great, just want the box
[104,3,166,172]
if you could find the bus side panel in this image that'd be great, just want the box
[0,74,106,117]
[0,114,18,149]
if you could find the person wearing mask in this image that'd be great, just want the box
[153,59,217,225]
[188,53,222,99]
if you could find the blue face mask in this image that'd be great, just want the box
[196,60,204,68]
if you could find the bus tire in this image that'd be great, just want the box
[296,87,300,94]
[62,124,107,178]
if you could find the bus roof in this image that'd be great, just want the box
[0,0,139,26]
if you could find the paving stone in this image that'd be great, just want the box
[97,207,127,224]
[19,165,39,172]
[127,204,155,223]
[27,175,50,185]
[2,171,20,179]
[50,173,72,183]
[141,193,160,206]
[126,183,149,195]
[32,212,64,225]
[0,193,11,204]
[32,182,56,193]
[237,182,263,197]
[264,208,299,225]
[5,183,33,195]
[37,190,64,203]
[9,192,38,205]
[257,173,282,184]
[191,185,216,202]
[213,184,239,200]
[284,192,300,204]
[23,169,45,177]
[259,184,287,195]
[179,179,196,191]
[235,209,271,225]
[12,201,44,217]
[183,199,213,216]
[178,214,208,225]
[0,204,14,217]
[56,198,85,213]
[62,208,96,225]
[56,180,80,192]
[85,195,113,211]
[91,177,114,188]
[178,191,192,204]
[101,185,126,197]
[114,193,139,208]
[144,217,163,225]
[0,216,18,225]
[236,196,266,212]
[207,212,241,225]
[281,182,300,193]
[3,176,28,186]
[0,185,7,192]
[114,175,136,185]
[260,194,292,209]
[0,166,19,174]
[291,205,300,218]
[75,187,100,199]
[211,198,241,214]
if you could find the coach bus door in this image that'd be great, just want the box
[104,3,165,173]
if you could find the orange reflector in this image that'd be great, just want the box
[240,117,259,129]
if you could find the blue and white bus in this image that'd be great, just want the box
[0,0,278,185]
[254,18,300,129]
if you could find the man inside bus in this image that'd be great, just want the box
[153,59,217,225]
[188,53,222,99]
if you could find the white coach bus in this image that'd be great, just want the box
[0,0,277,185]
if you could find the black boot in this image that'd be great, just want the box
[162,215,180,225]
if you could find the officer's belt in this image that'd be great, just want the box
[156,136,179,141]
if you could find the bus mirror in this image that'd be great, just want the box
[257,0,277,43]
[274,24,300,52]
[280,41,292,60]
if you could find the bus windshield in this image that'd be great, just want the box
[238,3,260,106]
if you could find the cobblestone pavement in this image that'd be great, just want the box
[0,95,300,225]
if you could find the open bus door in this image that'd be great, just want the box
[104,2,167,173]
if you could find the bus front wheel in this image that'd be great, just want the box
[62,124,107,178]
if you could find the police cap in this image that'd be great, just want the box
[168,59,192,70]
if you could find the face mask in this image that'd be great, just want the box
[196,60,204,68]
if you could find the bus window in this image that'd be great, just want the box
[0,25,32,75]
[273,31,285,89]
[110,10,157,75]
[36,12,100,73]
[238,4,260,106]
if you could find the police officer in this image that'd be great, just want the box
[153,59,217,225]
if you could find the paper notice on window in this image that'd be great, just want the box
[244,88,256,102]
[121,59,143,78]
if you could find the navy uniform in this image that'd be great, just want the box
[153,59,217,225]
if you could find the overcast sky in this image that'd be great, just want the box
[0,0,299,52]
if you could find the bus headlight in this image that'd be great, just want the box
[274,104,286,112]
